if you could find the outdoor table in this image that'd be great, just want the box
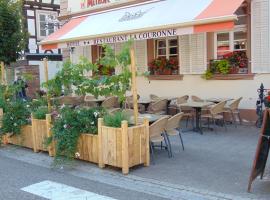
[205,98,233,104]
[85,97,106,106]
[180,101,213,134]
[130,113,169,124]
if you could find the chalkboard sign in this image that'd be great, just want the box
[248,109,270,192]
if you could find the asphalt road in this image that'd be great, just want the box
[0,154,168,200]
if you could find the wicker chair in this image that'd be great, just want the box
[54,96,84,106]
[108,108,121,115]
[123,95,140,109]
[147,99,168,115]
[191,95,204,102]
[84,95,97,107]
[201,101,227,132]
[150,94,160,102]
[223,97,243,127]
[165,113,185,154]
[149,116,171,163]
[101,96,119,109]
[122,109,135,119]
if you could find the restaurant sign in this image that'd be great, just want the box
[63,29,178,48]
[68,0,129,13]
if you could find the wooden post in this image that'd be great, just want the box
[98,118,105,168]
[43,58,52,112]
[121,120,129,175]
[130,46,138,125]
[31,114,38,153]
[144,118,150,167]
[46,114,54,157]
[1,61,5,84]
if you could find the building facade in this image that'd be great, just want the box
[14,0,63,97]
[42,0,270,122]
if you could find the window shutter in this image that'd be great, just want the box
[134,40,147,73]
[179,33,206,74]
[251,0,270,73]
[190,33,207,74]
[179,35,191,74]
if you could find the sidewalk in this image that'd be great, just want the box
[0,140,262,200]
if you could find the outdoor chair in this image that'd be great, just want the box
[84,95,98,107]
[122,109,135,119]
[149,116,171,163]
[108,108,121,115]
[147,99,168,115]
[101,96,119,109]
[191,95,204,102]
[165,113,185,155]
[123,94,140,109]
[223,97,243,127]
[201,101,227,132]
[150,94,160,102]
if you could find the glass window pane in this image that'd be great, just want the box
[40,14,46,21]
[234,41,247,50]
[158,40,166,48]
[234,31,247,40]
[235,6,247,16]
[40,22,46,30]
[40,30,46,36]
[169,47,178,55]
[217,32,229,41]
[217,51,231,59]
[169,39,177,47]
[158,49,166,55]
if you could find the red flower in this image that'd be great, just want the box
[267,96,270,101]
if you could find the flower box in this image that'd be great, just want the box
[31,114,54,156]
[98,118,150,174]
[77,134,99,164]
[7,125,34,149]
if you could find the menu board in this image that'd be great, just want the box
[248,109,270,192]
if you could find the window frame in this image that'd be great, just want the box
[36,10,58,40]
[154,37,179,60]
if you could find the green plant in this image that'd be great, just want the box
[215,60,230,74]
[202,69,214,80]
[48,106,106,165]
[32,106,48,120]
[0,100,31,136]
[0,0,28,64]
[104,111,129,128]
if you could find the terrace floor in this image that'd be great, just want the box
[130,124,270,199]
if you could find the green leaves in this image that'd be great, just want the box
[0,0,28,64]
[44,41,133,103]
[104,111,129,128]
[50,106,106,165]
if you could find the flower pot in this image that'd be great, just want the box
[162,69,172,75]
[154,70,160,75]
[229,67,239,74]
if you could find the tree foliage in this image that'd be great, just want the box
[0,0,28,64]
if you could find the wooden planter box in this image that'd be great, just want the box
[77,134,99,163]
[98,118,150,174]
[31,114,54,156]
[7,125,34,149]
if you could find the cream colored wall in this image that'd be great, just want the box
[136,74,270,109]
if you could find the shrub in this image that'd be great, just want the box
[0,100,31,136]
[32,106,48,120]
[48,106,106,165]
[104,111,129,128]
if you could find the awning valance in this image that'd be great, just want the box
[41,0,244,50]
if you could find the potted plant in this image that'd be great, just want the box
[98,111,150,174]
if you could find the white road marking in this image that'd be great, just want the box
[21,180,117,200]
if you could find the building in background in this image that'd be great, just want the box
[41,0,270,123]
[11,0,63,98]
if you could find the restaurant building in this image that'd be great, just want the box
[40,0,270,123]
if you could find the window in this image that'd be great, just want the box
[96,45,115,75]
[36,10,58,40]
[155,38,178,60]
[214,4,249,74]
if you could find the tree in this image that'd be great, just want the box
[0,0,28,64]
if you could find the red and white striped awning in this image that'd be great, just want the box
[40,0,244,50]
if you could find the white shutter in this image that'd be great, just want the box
[179,33,207,74]
[134,40,147,73]
[251,0,270,73]
[179,35,191,74]
[190,33,207,74]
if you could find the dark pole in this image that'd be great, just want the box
[256,83,265,128]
